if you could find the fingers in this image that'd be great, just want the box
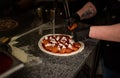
[68,23,78,31]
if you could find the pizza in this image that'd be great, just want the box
[38,34,84,56]
[0,18,18,31]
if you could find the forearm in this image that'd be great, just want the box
[89,23,120,42]
[77,2,97,20]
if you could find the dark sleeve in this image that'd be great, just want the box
[69,0,89,13]
[90,0,107,13]
[78,0,89,7]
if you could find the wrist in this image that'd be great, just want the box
[71,13,81,22]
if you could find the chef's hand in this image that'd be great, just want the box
[67,13,90,31]
[69,22,90,40]
[66,13,90,40]
[68,22,90,31]
[65,13,80,35]
[67,13,80,25]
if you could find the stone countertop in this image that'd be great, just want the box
[0,2,106,77]
[7,21,99,78]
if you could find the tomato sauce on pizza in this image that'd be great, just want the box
[41,34,81,54]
